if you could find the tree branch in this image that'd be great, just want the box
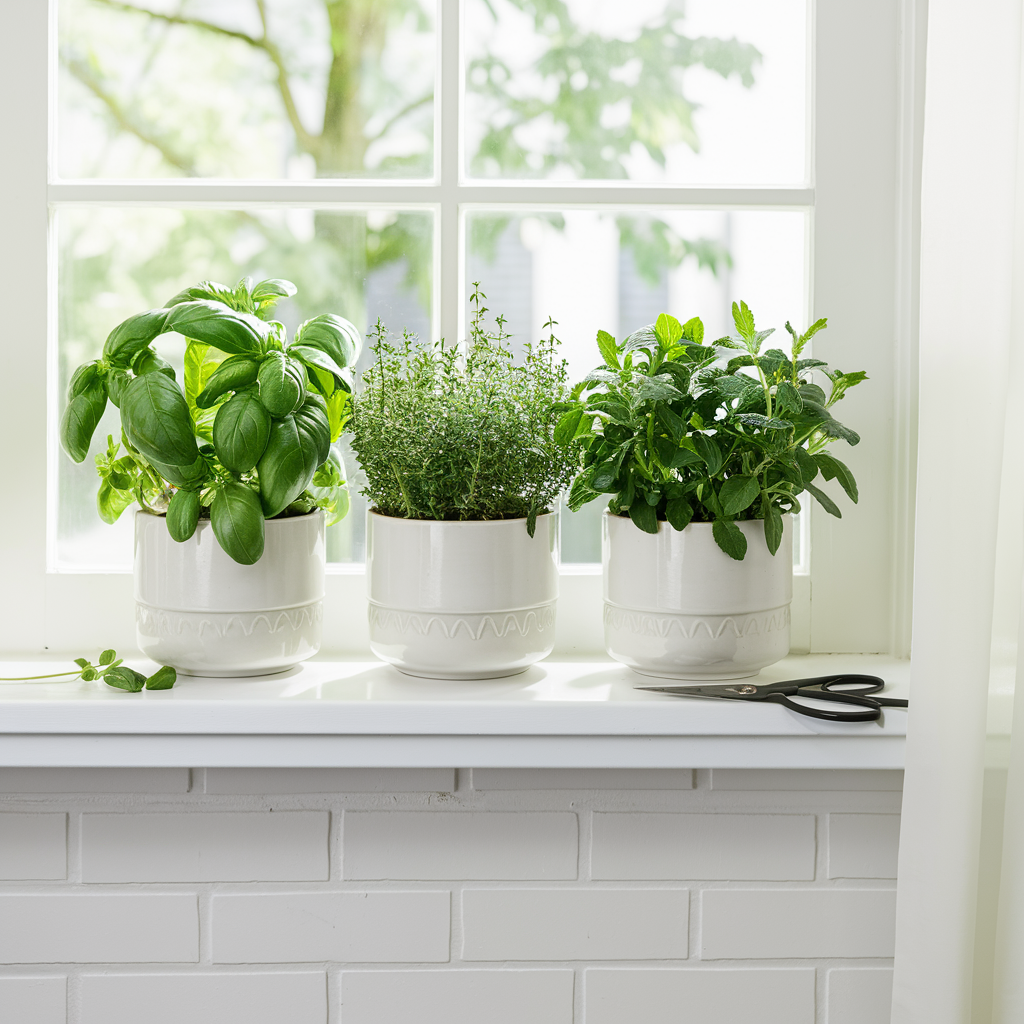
[63,52,198,175]
[89,0,320,158]
[252,0,319,157]
[367,91,434,144]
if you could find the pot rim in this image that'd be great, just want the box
[136,507,324,526]
[603,510,791,529]
[368,509,557,527]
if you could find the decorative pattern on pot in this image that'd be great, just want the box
[367,512,558,679]
[135,509,325,677]
[603,513,792,679]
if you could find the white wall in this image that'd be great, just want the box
[0,768,900,1023]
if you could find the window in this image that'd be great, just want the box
[0,0,917,655]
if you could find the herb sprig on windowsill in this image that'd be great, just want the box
[0,650,175,692]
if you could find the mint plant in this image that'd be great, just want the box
[61,277,359,564]
[558,302,866,560]
[350,287,578,537]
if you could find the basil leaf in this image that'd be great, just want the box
[713,518,748,560]
[257,351,306,417]
[210,481,266,564]
[251,278,297,301]
[164,300,267,356]
[121,373,200,468]
[213,391,272,474]
[166,488,202,543]
[288,345,350,391]
[102,308,171,367]
[257,414,322,518]
[195,354,259,409]
[294,313,361,370]
[292,393,332,466]
[60,380,108,463]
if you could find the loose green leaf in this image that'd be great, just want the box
[145,666,177,690]
[719,474,761,516]
[102,666,146,692]
[98,649,116,665]
[713,518,748,560]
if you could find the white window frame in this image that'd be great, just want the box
[0,0,921,658]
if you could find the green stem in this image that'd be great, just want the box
[0,671,81,681]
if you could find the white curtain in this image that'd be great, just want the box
[891,0,1024,1021]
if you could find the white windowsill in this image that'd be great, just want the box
[0,653,908,770]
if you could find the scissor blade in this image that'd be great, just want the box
[633,683,758,700]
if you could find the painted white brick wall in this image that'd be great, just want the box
[0,767,901,1023]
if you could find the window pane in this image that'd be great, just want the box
[53,206,433,570]
[465,208,808,562]
[58,0,435,179]
[464,0,807,184]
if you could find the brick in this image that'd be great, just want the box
[828,969,893,1024]
[711,769,903,791]
[462,889,687,961]
[0,977,66,1024]
[0,895,197,963]
[829,814,901,878]
[592,813,815,880]
[344,812,578,880]
[340,970,573,1024]
[471,769,694,790]
[585,969,815,1024]
[702,890,897,959]
[82,812,328,882]
[206,768,454,794]
[80,972,326,1024]
[213,891,450,963]
[0,768,189,793]
[0,813,66,879]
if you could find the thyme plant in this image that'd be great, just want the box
[350,288,577,536]
[559,302,867,560]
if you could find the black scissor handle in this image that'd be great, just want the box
[810,674,908,708]
[768,689,882,722]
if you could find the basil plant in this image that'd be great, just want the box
[557,302,867,561]
[61,277,360,565]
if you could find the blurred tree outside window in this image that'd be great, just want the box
[55,0,809,568]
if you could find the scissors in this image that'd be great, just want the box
[634,673,909,722]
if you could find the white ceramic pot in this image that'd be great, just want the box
[604,512,792,679]
[367,512,559,679]
[135,509,325,677]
